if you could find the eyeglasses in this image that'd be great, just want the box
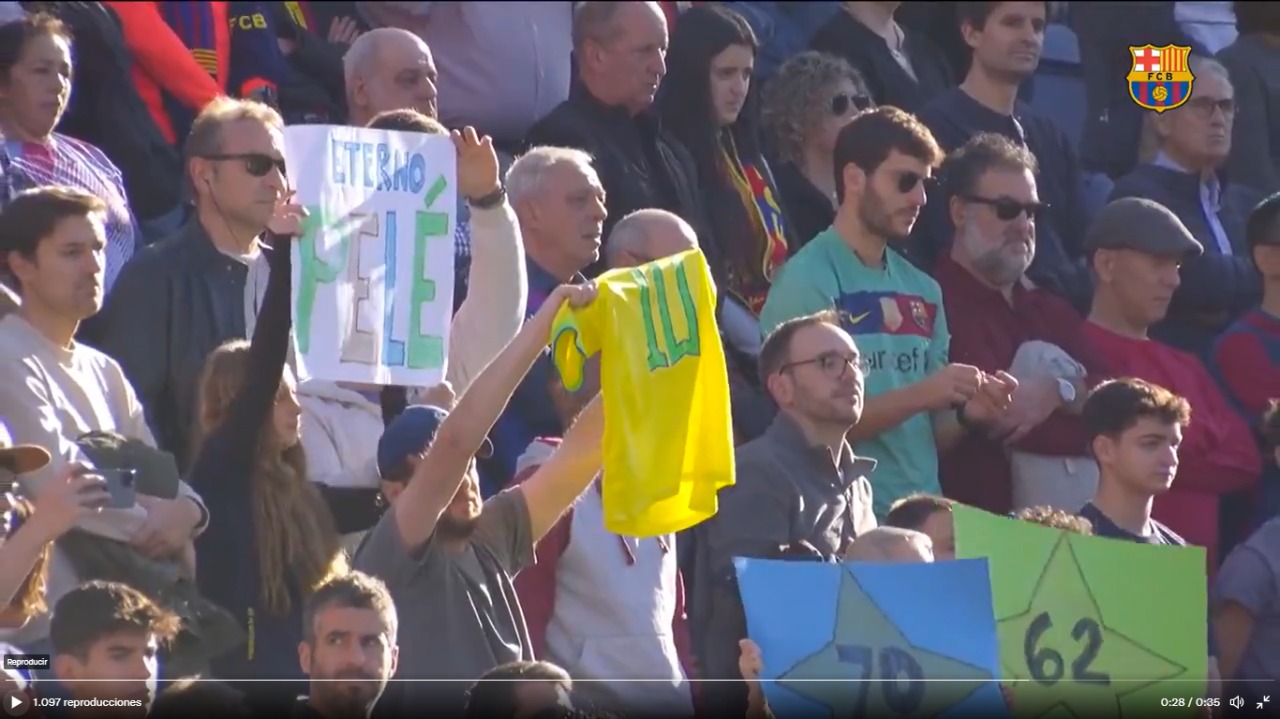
[200,153,288,178]
[1184,96,1235,120]
[963,195,1049,220]
[830,92,872,117]
[894,171,934,194]
[781,352,861,379]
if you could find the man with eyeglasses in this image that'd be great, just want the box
[932,133,1106,516]
[1109,54,1262,358]
[698,309,878,717]
[96,97,293,470]
[761,107,1016,523]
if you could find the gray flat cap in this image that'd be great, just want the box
[1084,197,1204,258]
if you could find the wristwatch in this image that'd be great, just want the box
[1056,377,1077,404]
[469,186,506,209]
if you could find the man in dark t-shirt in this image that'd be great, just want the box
[1075,377,1190,546]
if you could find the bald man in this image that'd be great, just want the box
[845,527,935,563]
[344,27,439,125]
[605,208,699,269]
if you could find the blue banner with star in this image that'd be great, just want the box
[735,557,1009,719]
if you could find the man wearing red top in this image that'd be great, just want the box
[1081,197,1261,571]
[934,134,1105,515]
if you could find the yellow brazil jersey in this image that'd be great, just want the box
[550,248,735,537]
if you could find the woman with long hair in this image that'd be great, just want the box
[188,200,346,698]
[761,51,873,249]
[657,4,789,317]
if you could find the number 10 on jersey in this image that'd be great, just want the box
[633,261,702,372]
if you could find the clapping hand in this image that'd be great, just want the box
[960,371,1018,426]
[988,375,1064,444]
[452,127,500,202]
[328,16,362,46]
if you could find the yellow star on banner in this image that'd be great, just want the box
[779,570,992,719]
[999,534,1188,719]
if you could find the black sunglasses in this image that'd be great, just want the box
[964,195,1049,221]
[202,153,288,178]
[894,171,935,194]
[831,92,872,116]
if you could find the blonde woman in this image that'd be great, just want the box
[188,198,346,699]
[761,51,873,249]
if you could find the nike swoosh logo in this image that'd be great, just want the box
[845,311,871,325]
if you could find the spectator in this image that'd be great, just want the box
[484,146,603,495]
[658,5,789,316]
[97,98,288,470]
[1176,1,1237,56]
[698,310,877,716]
[525,1,709,275]
[810,1,954,113]
[1211,400,1280,701]
[759,107,1016,518]
[1081,198,1260,569]
[0,187,207,652]
[343,27,437,126]
[104,1,290,146]
[1111,56,1261,357]
[1011,505,1094,534]
[293,113,525,548]
[883,492,955,559]
[297,571,398,719]
[1211,193,1280,419]
[844,525,934,562]
[0,423,107,636]
[1219,2,1280,197]
[1076,378,1190,546]
[186,200,350,697]
[363,2,573,157]
[760,51,871,250]
[353,284,605,716]
[933,134,1105,515]
[513,359,694,717]
[0,14,138,298]
[915,1,1090,311]
[463,661,574,719]
[37,2,186,246]
[149,679,251,719]
[48,581,180,717]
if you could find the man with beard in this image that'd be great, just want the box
[353,283,606,717]
[933,133,1106,515]
[295,571,398,719]
[760,107,1017,521]
[698,310,878,715]
[913,1,1090,313]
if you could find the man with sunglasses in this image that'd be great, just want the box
[760,107,1017,522]
[933,133,1107,516]
[698,309,877,717]
[97,97,296,470]
[1109,54,1262,358]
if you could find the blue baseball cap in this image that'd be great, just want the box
[376,405,493,480]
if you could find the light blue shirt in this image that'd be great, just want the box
[1154,151,1234,255]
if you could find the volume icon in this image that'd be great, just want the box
[1229,696,1244,710]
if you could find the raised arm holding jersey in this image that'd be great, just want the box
[352,283,605,716]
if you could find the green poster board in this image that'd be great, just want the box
[954,505,1207,718]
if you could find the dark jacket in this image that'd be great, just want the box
[771,160,834,252]
[1109,163,1263,356]
[268,1,347,124]
[810,8,955,114]
[95,219,257,470]
[525,80,714,277]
